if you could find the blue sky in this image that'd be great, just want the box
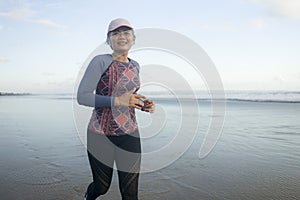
[0,0,300,93]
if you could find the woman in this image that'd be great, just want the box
[77,18,154,200]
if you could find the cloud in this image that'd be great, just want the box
[249,18,266,29]
[33,19,66,29]
[273,75,285,83]
[253,0,300,19]
[200,22,237,32]
[45,2,62,8]
[0,5,67,29]
[41,72,55,76]
[0,57,9,62]
[0,7,35,20]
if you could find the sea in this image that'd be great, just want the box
[0,90,299,200]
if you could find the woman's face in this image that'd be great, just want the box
[109,26,134,53]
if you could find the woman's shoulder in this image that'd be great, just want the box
[93,54,113,62]
[87,54,113,74]
[91,54,113,67]
[128,58,140,68]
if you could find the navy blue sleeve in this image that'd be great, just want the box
[77,56,114,108]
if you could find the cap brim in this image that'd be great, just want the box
[109,25,133,32]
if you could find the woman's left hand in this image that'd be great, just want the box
[142,100,155,113]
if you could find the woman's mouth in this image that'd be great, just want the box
[117,41,127,45]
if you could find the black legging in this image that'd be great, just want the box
[85,129,141,200]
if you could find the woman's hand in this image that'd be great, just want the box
[114,88,146,109]
[142,99,155,113]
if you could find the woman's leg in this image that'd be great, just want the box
[114,130,141,200]
[85,131,115,200]
[85,151,113,200]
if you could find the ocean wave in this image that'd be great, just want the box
[146,90,300,104]
[152,97,300,104]
[224,98,300,103]
[8,91,300,104]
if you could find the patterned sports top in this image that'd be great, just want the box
[88,60,140,136]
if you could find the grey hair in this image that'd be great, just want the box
[105,29,136,49]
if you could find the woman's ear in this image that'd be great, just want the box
[106,37,110,45]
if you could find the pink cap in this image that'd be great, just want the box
[107,18,133,33]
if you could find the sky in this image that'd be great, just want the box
[0,0,300,93]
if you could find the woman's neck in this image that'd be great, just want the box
[112,52,129,62]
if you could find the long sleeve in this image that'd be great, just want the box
[77,55,114,108]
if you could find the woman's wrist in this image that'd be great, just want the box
[114,97,120,106]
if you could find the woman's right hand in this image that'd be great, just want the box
[114,88,146,109]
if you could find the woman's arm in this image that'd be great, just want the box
[77,56,114,108]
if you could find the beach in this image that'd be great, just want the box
[0,92,300,200]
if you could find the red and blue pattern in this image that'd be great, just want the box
[88,60,140,136]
